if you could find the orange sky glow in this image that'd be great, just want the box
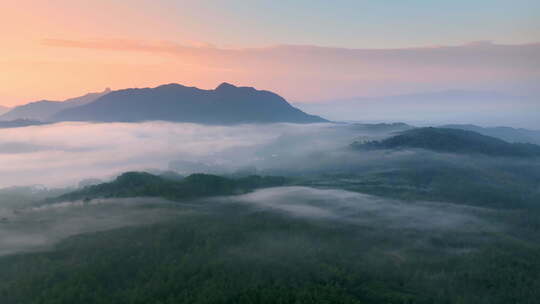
[1,1,539,106]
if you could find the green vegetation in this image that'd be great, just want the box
[305,163,540,210]
[0,186,70,209]
[2,126,540,304]
[1,164,540,303]
[340,127,540,212]
[1,196,540,304]
[352,127,540,157]
[52,172,289,203]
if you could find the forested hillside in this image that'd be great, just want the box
[352,127,540,157]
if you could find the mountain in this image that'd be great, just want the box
[0,88,111,121]
[0,119,49,129]
[0,106,9,115]
[0,100,63,121]
[52,83,327,124]
[441,124,540,145]
[352,127,540,157]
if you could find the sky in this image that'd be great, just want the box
[1,0,539,106]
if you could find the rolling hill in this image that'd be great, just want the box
[51,172,288,203]
[352,127,540,157]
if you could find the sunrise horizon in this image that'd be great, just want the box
[2,1,539,108]
[2,2,540,303]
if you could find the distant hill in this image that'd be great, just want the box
[51,172,288,203]
[0,100,62,121]
[0,106,9,115]
[294,90,538,128]
[441,124,540,145]
[0,119,49,129]
[348,122,413,134]
[352,127,540,157]
[0,89,111,121]
[52,83,327,124]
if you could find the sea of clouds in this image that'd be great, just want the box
[0,121,376,187]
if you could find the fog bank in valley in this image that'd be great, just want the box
[0,120,532,258]
[0,121,363,187]
[0,186,501,257]
[220,186,498,232]
[0,198,181,256]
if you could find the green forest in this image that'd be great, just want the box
[1,197,540,304]
[2,127,540,304]
[2,167,540,303]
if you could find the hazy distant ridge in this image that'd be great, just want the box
[441,124,540,145]
[0,89,111,121]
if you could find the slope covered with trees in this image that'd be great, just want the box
[1,193,540,304]
[352,127,540,157]
[52,172,288,203]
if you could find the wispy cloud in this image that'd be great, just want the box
[42,38,203,53]
[41,38,540,99]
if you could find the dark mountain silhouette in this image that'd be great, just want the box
[0,88,111,121]
[52,83,327,124]
[0,119,49,129]
[352,127,540,157]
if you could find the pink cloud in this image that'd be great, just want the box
[39,38,540,100]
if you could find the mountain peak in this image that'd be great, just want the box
[51,82,328,124]
[215,82,237,91]
[156,83,188,90]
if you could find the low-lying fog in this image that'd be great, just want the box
[0,198,182,256]
[0,121,532,257]
[0,121,384,188]
[223,186,497,232]
[0,187,499,257]
[3,121,536,189]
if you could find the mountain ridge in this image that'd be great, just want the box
[52,83,327,124]
[0,88,111,121]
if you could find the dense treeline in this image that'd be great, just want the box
[1,167,539,303]
[51,172,288,203]
[1,201,539,304]
[341,129,540,210]
[2,126,540,303]
[351,127,540,157]
[306,164,540,210]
